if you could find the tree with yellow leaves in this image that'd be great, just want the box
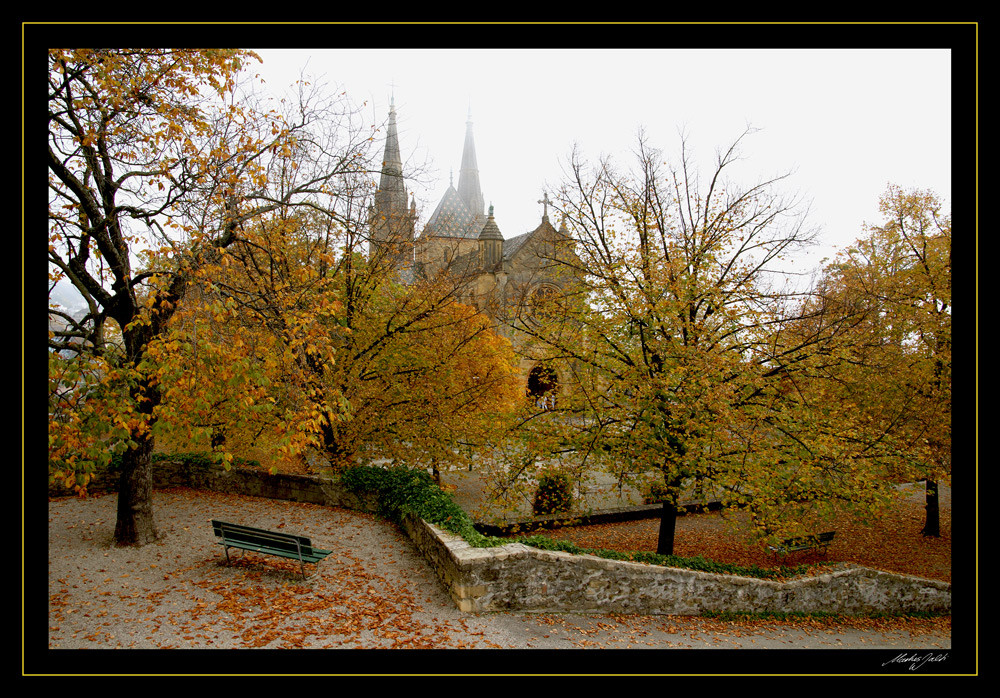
[517,130,898,555]
[808,185,951,536]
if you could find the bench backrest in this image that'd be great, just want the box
[211,519,316,556]
[782,531,836,546]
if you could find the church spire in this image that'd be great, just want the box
[377,95,407,205]
[456,109,485,217]
[372,96,415,264]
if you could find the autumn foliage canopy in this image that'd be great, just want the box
[47,49,949,556]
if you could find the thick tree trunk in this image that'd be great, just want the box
[921,479,940,537]
[113,321,163,547]
[656,499,679,556]
[210,426,227,449]
[113,432,158,546]
[319,417,356,471]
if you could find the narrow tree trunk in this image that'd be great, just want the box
[921,479,940,537]
[113,432,158,546]
[656,499,678,556]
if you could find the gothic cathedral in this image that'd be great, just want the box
[369,98,577,405]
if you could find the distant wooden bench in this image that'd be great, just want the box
[768,531,836,558]
[211,519,332,579]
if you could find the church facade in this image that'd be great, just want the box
[369,99,577,404]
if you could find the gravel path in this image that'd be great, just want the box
[40,487,956,674]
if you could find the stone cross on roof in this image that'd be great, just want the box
[538,192,552,220]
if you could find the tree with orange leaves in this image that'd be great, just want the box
[47,49,378,545]
[197,194,523,476]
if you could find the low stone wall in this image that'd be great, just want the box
[403,517,952,615]
[49,456,377,511]
[60,458,951,616]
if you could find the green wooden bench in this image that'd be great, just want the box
[211,519,333,579]
[768,531,836,558]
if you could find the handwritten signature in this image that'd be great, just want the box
[882,652,950,671]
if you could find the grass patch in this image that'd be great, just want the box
[509,534,811,580]
[701,609,950,622]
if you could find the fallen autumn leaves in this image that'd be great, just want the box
[535,482,951,583]
[47,488,509,651]
[45,484,952,656]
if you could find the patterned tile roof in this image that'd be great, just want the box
[422,185,485,239]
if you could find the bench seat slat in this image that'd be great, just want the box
[218,539,332,563]
[768,531,836,556]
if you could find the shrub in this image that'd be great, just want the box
[532,470,574,516]
[339,465,506,548]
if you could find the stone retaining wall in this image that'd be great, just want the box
[402,517,952,615]
[59,458,951,616]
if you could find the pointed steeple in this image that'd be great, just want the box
[456,109,485,217]
[377,95,407,207]
[372,96,415,264]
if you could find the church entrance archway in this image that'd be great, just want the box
[527,363,558,410]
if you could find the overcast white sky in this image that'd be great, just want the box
[250,47,952,276]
